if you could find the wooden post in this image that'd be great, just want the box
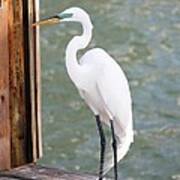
[0,0,11,169]
[0,0,42,170]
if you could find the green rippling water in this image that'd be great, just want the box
[38,0,180,179]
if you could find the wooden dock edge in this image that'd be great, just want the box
[0,164,113,180]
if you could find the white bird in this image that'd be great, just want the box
[33,7,134,180]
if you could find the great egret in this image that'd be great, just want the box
[33,7,134,180]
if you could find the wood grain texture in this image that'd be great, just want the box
[0,0,11,169]
[0,165,111,180]
[7,0,42,167]
[33,0,43,160]
[8,0,28,167]
[23,0,42,162]
[0,0,41,169]
[26,0,38,161]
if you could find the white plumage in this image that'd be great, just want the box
[34,6,134,179]
[62,8,133,173]
[79,48,134,174]
[62,8,134,175]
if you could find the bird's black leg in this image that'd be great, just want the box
[95,115,106,180]
[110,120,118,180]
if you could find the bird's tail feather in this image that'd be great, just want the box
[103,123,134,175]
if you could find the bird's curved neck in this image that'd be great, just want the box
[65,18,93,87]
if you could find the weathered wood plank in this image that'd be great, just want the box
[0,0,41,169]
[33,0,43,159]
[26,0,40,161]
[0,165,109,180]
[23,0,42,161]
[0,0,11,169]
[27,0,37,161]
[8,0,29,167]
[7,0,42,167]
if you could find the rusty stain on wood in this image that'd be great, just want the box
[8,0,28,167]
[7,0,42,167]
[0,0,11,169]
[0,165,109,180]
[0,0,42,169]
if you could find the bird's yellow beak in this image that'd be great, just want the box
[32,17,60,27]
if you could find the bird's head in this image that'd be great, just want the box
[33,7,93,28]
